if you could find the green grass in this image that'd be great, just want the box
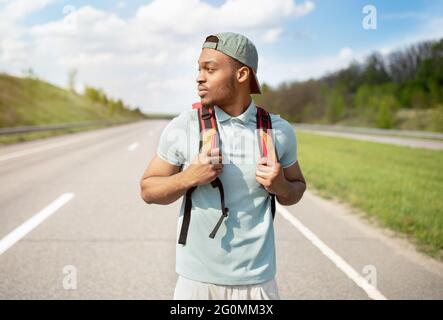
[297,131,443,260]
[0,73,144,126]
[0,73,146,144]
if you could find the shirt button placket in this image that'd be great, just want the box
[232,119,242,151]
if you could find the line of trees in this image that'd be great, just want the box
[66,68,144,118]
[255,38,443,131]
[83,85,145,118]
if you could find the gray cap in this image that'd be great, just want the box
[202,32,261,94]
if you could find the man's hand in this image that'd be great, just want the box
[183,147,223,187]
[255,156,286,194]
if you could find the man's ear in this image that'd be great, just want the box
[237,66,250,84]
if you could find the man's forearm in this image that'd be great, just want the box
[275,179,306,206]
[140,171,193,205]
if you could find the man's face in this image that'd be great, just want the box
[196,48,237,106]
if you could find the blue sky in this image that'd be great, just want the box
[23,0,443,60]
[1,0,443,114]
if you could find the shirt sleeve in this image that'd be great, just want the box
[274,117,298,168]
[156,111,189,166]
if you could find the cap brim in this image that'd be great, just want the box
[250,70,261,94]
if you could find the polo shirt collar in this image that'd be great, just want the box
[214,99,257,124]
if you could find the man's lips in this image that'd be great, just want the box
[198,87,208,96]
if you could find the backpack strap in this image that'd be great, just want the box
[178,103,229,245]
[256,106,279,220]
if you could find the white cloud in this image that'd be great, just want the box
[263,27,284,43]
[132,0,314,40]
[260,47,362,86]
[1,0,441,115]
[0,0,58,71]
[0,0,315,114]
[260,13,443,88]
[338,47,354,61]
[31,5,127,37]
[365,16,443,58]
[0,0,56,21]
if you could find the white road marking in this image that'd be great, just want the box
[276,202,387,300]
[128,142,139,151]
[0,193,75,256]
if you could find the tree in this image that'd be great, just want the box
[84,85,100,102]
[68,68,77,92]
[22,68,38,80]
[325,86,346,123]
[361,52,391,85]
[376,95,397,128]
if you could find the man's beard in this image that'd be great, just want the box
[209,76,237,107]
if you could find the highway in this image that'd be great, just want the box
[0,120,442,299]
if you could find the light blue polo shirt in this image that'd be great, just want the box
[156,98,297,285]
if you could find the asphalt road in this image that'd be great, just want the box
[0,120,442,299]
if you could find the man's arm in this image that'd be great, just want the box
[140,148,224,205]
[275,161,306,206]
[140,155,193,205]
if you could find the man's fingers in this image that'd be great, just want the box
[207,147,220,156]
[197,156,222,165]
[256,176,267,188]
[208,155,223,164]
[201,148,222,164]
[257,165,273,173]
[258,156,276,167]
[256,170,270,178]
[212,163,223,170]
[197,153,210,164]
[258,157,267,165]
[198,147,222,164]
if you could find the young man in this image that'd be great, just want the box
[140,32,306,300]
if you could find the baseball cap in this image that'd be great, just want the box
[202,32,261,94]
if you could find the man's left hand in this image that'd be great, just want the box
[255,157,286,194]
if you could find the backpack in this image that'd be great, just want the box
[178,102,279,245]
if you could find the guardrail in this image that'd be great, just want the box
[2,118,442,140]
[293,123,443,140]
[0,118,142,136]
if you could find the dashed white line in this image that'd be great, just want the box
[276,202,387,300]
[128,142,139,151]
[0,193,75,256]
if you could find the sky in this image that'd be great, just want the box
[1,0,443,115]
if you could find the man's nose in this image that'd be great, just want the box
[196,71,206,84]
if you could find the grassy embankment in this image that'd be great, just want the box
[0,73,150,144]
[297,130,442,260]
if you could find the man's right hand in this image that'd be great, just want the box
[183,147,223,187]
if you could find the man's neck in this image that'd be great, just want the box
[218,96,252,117]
